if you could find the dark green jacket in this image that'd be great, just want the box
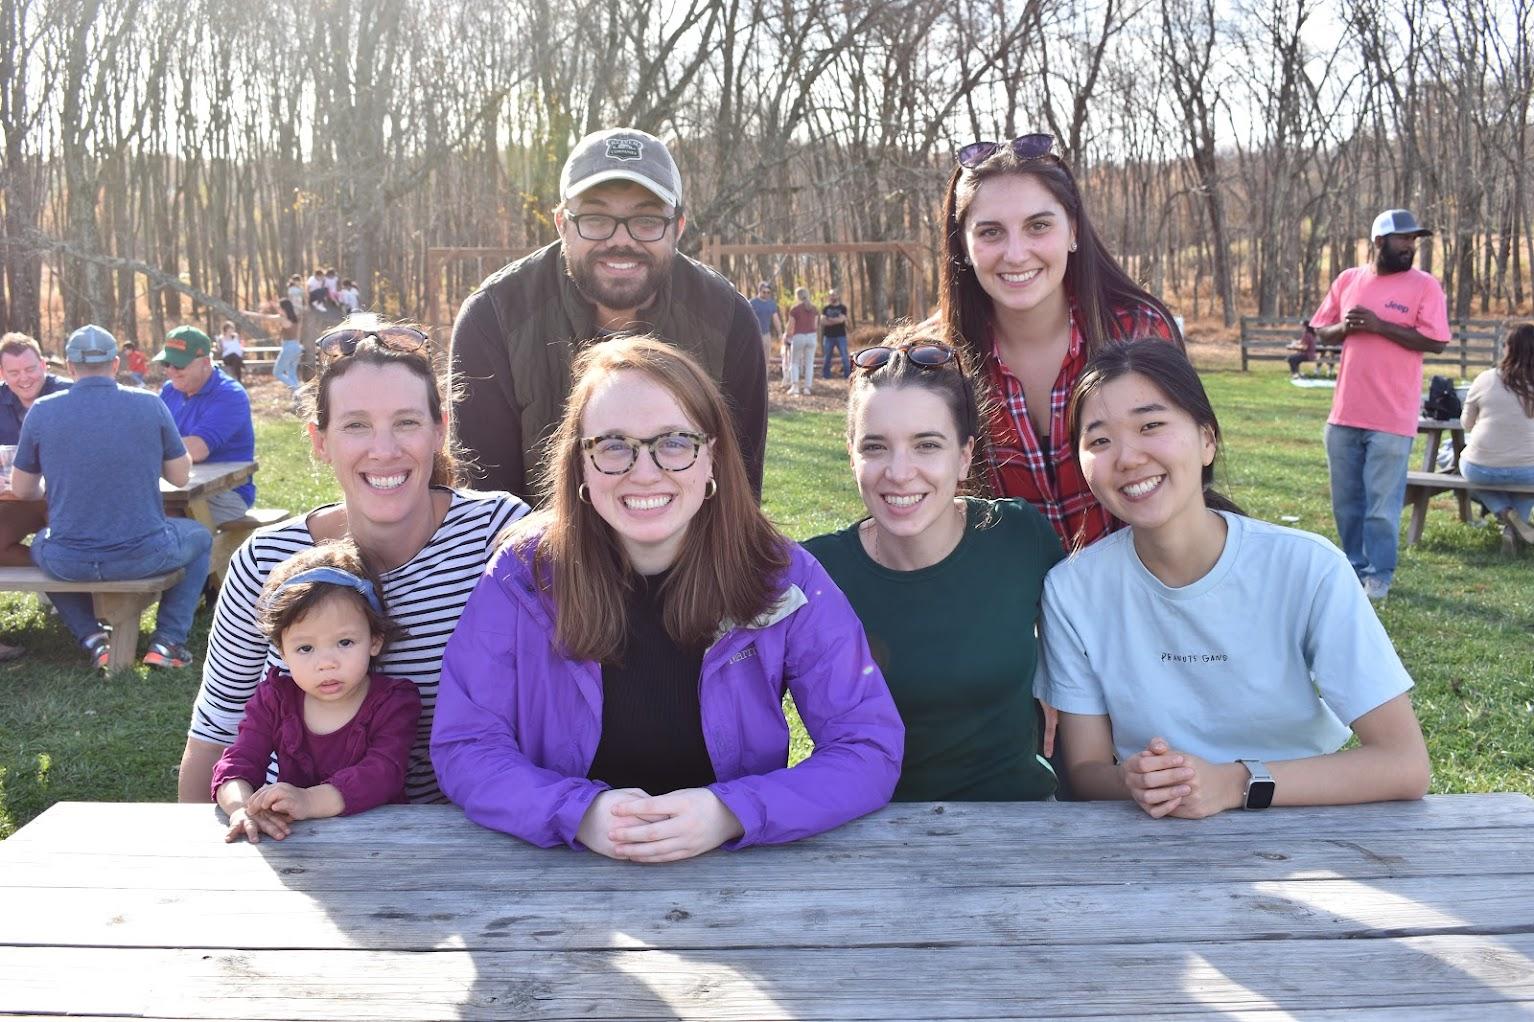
[449,242,767,502]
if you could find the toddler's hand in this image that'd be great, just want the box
[223,805,292,843]
[247,782,313,821]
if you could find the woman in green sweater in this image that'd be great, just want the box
[805,326,1064,801]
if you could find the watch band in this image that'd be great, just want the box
[1237,759,1276,810]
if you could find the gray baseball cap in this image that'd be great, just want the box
[65,324,118,364]
[1371,209,1432,241]
[560,128,683,209]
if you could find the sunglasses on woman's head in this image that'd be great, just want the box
[956,133,1055,169]
[852,343,957,372]
[316,326,432,359]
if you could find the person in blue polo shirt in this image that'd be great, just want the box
[12,325,213,671]
[0,333,70,573]
[155,325,256,524]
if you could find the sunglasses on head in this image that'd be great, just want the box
[316,326,432,359]
[956,133,1055,169]
[852,343,957,372]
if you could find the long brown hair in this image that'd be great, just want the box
[937,146,1184,369]
[513,335,788,663]
[303,315,461,487]
[1499,323,1534,417]
[1067,339,1244,521]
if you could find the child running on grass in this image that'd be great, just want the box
[213,540,420,843]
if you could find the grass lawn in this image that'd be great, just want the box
[1,369,1530,839]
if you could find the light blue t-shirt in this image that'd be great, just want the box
[15,376,187,555]
[748,296,779,334]
[1034,511,1413,764]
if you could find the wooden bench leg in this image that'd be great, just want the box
[92,592,155,674]
[1406,488,1430,546]
[1456,488,1472,523]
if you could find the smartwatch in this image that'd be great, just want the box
[1237,759,1276,810]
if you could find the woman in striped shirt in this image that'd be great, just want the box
[177,317,528,823]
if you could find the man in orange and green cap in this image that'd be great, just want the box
[156,325,256,524]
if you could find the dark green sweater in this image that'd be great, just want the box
[804,498,1064,801]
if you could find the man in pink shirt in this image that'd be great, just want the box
[1312,209,1450,601]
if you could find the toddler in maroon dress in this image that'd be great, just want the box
[213,540,421,843]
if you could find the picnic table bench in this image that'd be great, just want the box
[0,465,290,668]
[162,460,293,586]
[1241,317,1509,374]
[1238,316,1339,373]
[0,567,184,672]
[3,795,1532,1018]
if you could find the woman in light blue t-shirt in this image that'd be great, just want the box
[1035,340,1429,819]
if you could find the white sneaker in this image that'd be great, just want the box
[1362,577,1390,602]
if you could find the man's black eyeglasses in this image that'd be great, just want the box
[852,343,958,371]
[316,326,431,359]
[956,133,1055,169]
[565,213,680,243]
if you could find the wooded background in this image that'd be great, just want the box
[2,0,1529,345]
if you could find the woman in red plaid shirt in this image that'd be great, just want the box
[937,134,1183,549]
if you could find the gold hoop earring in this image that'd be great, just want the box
[577,483,591,503]
[704,478,717,499]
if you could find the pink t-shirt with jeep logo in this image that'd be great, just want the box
[1311,266,1450,437]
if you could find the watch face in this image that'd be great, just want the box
[1246,779,1276,810]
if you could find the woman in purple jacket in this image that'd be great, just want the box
[432,336,903,862]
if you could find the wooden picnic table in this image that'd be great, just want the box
[1415,417,1471,527]
[160,459,257,532]
[3,795,1532,1019]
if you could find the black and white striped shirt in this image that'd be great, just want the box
[189,488,528,803]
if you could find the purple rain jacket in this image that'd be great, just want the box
[430,538,904,850]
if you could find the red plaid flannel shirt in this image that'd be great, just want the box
[983,303,1176,549]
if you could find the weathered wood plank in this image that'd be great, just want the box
[5,824,1531,895]
[4,874,1530,953]
[3,936,1533,1020]
[9,816,1533,892]
[8,794,1530,855]
[1,1010,1525,1022]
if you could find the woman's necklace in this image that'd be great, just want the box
[863,500,966,570]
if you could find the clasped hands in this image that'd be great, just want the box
[1119,737,1245,820]
[576,786,745,863]
[223,782,322,844]
[1341,306,1383,335]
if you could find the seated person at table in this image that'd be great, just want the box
[1036,340,1429,818]
[177,317,528,816]
[121,340,150,386]
[0,332,70,568]
[805,330,1063,801]
[217,321,245,384]
[156,325,256,524]
[432,336,903,862]
[214,540,421,843]
[1460,322,1534,546]
[12,325,212,671]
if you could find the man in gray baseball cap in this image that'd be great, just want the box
[450,127,767,500]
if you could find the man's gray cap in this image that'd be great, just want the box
[65,324,118,364]
[560,128,683,209]
[1371,209,1432,241]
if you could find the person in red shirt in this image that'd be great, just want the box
[936,133,1183,549]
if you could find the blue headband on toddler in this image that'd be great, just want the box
[277,566,382,613]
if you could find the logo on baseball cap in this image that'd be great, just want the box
[560,128,683,210]
[65,324,119,364]
[154,325,213,368]
[1371,209,1432,241]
